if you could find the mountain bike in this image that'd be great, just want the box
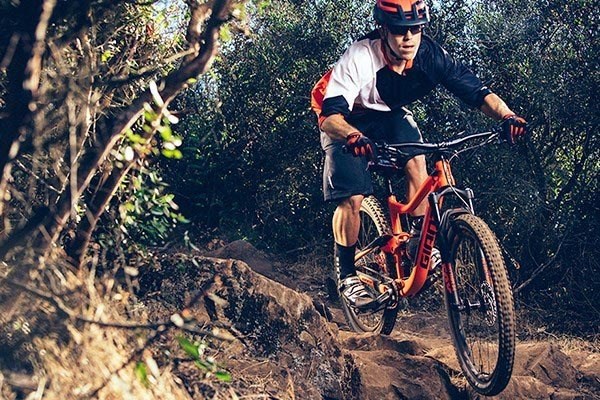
[339,128,516,396]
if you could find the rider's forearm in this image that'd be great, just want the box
[480,93,515,121]
[320,114,361,141]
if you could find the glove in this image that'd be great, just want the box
[501,114,528,145]
[346,132,375,159]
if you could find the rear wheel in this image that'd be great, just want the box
[340,196,398,334]
[444,214,515,395]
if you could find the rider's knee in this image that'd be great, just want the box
[337,195,364,216]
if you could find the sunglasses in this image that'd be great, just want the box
[387,24,425,36]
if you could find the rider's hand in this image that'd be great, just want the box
[346,132,375,159]
[501,114,527,145]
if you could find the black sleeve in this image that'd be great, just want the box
[434,43,492,108]
[322,95,351,118]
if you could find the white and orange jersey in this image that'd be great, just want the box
[311,30,492,127]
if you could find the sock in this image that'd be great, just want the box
[334,242,357,280]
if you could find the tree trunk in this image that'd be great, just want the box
[66,163,133,268]
[0,0,234,267]
[0,0,56,228]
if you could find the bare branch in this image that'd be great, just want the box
[3,277,235,342]
[0,0,57,217]
[514,235,566,294]
[0,0,236,262]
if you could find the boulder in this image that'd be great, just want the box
[142,242,600,399]
[144,255,359,399]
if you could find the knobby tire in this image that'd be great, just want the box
[340,196,398,335]
[444,213,516,396]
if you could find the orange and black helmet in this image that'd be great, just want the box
[374,0,430,27]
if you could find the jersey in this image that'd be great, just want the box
[311,30,492,126]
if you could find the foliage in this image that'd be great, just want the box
[176,335,232,382]
[165,0,599,335]
[117,166,188,246]
[164,0,374,252]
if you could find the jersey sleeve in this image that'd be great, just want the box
[321,44,372,118]
[435,44,492,108]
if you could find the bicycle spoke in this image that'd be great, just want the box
[340,197,399,334]
[454,233,500,379]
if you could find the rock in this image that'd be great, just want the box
[513,343,579,389]
[145,255,359,399]
[204,239,275,277]
[142,242,600,400]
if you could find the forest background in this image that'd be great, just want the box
[0,0,598,394]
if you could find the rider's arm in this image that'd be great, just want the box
[480,93,516,120]
[320,114,361,141]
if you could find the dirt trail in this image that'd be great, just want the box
[204,240,600,399]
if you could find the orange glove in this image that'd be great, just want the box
[501,114,528,145]
[346,132,375,159]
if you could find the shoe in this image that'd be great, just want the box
[423,248,442,291]
[430,247,441,271]
[406,216,424,262]
[338,275,376,309]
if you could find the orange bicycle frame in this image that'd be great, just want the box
[381,158,456,296]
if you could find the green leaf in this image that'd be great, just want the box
[144,110,155,123]
[194,359,212,372]
[134,362,149,387]
[161,149,183,159]
[127,131,146,144]
[101,50,113,63]
[215,370,232,382]
[176,336,199,359]
[159,124,173,141]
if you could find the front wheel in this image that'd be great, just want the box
[443,214,516,396]
[340,196,398,335]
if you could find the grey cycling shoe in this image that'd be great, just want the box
[339,275,376,309]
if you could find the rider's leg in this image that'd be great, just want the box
[404,154,428,217]
[333,195,376,307]
[333,195,364,279]
[405,150,429,261]
[405,154,440,267]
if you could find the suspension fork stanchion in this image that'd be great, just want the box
[465,188,475,214]
[434,157,464,309]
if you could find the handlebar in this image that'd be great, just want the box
[379,128,500,156]
[363,128,503,173]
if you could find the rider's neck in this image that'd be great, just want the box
[387,57,413,75]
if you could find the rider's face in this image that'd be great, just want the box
[385,25,423,61]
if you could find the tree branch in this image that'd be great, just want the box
[3,276,235,342]
[514,234,566,294]
[0,0,235,262]
[0,0,57,218]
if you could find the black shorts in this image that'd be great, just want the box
[320,108,422,202]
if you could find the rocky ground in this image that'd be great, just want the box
[139,240,600,399]
[1,240,597,399]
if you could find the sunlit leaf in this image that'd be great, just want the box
[176,336,199,359]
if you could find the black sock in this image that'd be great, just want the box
[334,242,357,280]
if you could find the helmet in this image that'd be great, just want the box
[374,0,430,27]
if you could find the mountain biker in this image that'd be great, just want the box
[310,0,527,308]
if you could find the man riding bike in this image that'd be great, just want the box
[311,0,527,309]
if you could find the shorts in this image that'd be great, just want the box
[321,107,422,202]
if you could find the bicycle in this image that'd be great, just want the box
[338,127,516,396]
